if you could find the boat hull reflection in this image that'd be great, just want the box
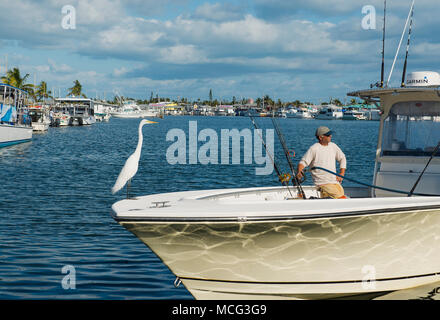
[115,192,440,299]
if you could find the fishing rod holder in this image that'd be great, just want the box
[150,201,171,208]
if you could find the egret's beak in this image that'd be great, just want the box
[147,120,158,123]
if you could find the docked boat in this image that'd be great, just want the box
[275,109,288,118]
[54,97,96,126]
[94,101,114,122]
[111,70,440,300]
[294,108,313,119]
[285,108,298,118]
[29,105,50,131]
[0,84,32,148]
[364,109,381,121]
[314,105,343,120]
[342,109,367,120]
[69,104,95,125]
[111,101,146,118]
[53,112,70,126]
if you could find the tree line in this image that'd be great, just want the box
[1,68,360,106]
[1,67,86,101]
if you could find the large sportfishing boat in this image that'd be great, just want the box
[0,84,32,148]
[111,1,440,299]
[111,71,440,299]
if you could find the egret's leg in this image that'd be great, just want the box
[127,179,131,199]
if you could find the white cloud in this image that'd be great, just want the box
[191,2,245,21]
[48,59,73,73]
[158,45,208,64]
[113,67,129,77]
[2,0,440,101]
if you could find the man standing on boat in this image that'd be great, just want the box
[296,126,347,199]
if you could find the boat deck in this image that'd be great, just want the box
[111,186,440,222]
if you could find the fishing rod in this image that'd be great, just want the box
[311,166,440,197]
[408,141,440,197]
[386,0,415,87]
[380,0,386,87]
[401,2,415,87]
[271,116,307,199]
[249,114,294,198]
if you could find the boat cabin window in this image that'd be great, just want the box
[382,101,440,156]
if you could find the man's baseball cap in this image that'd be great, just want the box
[315,126,333,137]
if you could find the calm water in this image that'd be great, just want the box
[1,116,438,300]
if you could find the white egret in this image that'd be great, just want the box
[111,119,157,196]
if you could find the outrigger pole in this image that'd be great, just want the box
[380,0,386,87]
[249,114,294,198]
[271,116,307,199]
[401,2,415,87]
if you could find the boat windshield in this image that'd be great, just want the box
[382,101,440,156]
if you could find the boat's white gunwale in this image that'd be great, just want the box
[111,185,440,222]
[113,203,440,223]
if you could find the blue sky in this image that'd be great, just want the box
[1,0,439,103]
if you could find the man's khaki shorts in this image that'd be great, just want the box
[318,183,346,199]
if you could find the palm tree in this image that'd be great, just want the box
[332,98,343,106]
[256,97,262,109]
[1,67,34,94]
[68,80,86,97]
[36,81,52,101]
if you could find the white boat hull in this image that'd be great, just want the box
[111,112,144,118]
[112,111,158,119]
[0,124,32,148]
[112,186,440,299]
[315,113,343,120]
[32,122,49,132]
[82,116,96,125]
[95,113,111,122]
[294,112,313,119]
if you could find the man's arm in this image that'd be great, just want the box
[335,145,346,183]
[297,163,306,180]
[337,167,345,183]
[297,145,314,180]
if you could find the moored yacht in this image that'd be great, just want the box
[0,84,32,147]
[111,101,145,118]
[314,105,343,120]
[294,108,313,119]
[342,109,367,120]
[111,70,440,300]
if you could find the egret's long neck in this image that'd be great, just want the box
[135,123,145,155]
